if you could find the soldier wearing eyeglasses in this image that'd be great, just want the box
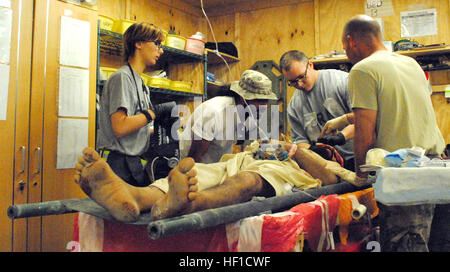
[280,50,355,171]
[97,22,166,187]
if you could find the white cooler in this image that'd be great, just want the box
[373,167,450,206]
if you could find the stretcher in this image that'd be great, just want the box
[71,186,378,252]
[27,165,447,251]
[8,182,369,238]
[8,181,380,252]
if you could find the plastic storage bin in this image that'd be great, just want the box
[185,32,206,55]
[148,77,171,89]
[185,37,205,55]
[112,19,135,34]
[165,34,187,50]
[140,74,151,86]
[98,15,115,31]
[170,80,192,92]
[161,30,168,42]
[100,67,117,79]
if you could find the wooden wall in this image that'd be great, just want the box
[205,0,449,64]
[316,0,450,55]
[97,0,450,144]
[98,0,206,36]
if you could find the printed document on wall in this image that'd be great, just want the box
[0,63,9,120]
[60,16,90,68]
[401,9,437,38]
[0,6,12,63]
[57,118,89,169]
[0,0,11,8]
[59,66,89,117]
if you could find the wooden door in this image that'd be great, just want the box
[30,0,98,251]
[1,0,97,252]
[0,0,34,252]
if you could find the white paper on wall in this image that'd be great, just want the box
[0,0,11,8]
[364,0,394,17]
[57,118,89,169]
[0,7,12,64]
[401,9,437,38]
[58,66,89,117]
[0,63,10,120]
[60,16,90,68]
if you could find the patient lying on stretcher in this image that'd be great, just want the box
[74,141,364,223]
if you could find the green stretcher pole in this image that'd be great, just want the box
[147,182,370,239]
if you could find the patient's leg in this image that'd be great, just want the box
[75,144,356,222]
[151,158,273,220]
[74,147,164,222]
[189,171,274,212]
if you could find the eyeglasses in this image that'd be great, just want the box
[287,64,308,87]
[152,40,163,50]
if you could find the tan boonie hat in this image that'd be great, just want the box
[230,70,278,100]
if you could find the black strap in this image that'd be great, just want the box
[127,63,154,113]
[141,109,153,123]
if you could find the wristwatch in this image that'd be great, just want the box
[141,110,153,123]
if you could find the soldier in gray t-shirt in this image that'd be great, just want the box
[280,50,355,170]
[97,23,165,187]
[97,66,152,156]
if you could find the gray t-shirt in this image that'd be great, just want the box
[287,69,354,161]
[97,65,152,156]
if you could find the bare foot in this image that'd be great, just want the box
[74,147,140,222]
[150,158,198,220]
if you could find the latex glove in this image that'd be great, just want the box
[317,132,346,146]
[321,114,350,136]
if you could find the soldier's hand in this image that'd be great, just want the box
[321,114,350,137]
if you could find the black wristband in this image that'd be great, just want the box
[141,110,153,123]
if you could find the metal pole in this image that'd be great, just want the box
[7,182,370,238]
[7,198,100,219]
[147,182,369,239]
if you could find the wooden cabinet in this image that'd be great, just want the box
[0,0,97,252]
[0,0,33,252]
